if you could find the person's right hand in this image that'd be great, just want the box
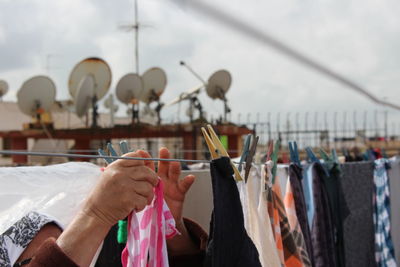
[81,151,159,228]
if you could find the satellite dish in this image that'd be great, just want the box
[69,57,112,128]
[17,76,56,118]
[206,70,231,100]
[116,73,143,104]
[0,80,9,98]
[68,57,112,99]
[74,74,95,117]
[140,67,167,104]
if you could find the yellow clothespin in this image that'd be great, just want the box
[201,127,219,159]
[204,124,243,181]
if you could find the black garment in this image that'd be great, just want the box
[323,164,350,267]
[311,163,336,267]
[340,162,376,267]
[95,224,124,267]
[204,157,262,267]
[289,163,314,267]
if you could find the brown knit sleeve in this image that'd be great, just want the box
[168,217,208,267]
[27,238,79,267]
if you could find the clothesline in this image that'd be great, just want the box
[0,150,211,163]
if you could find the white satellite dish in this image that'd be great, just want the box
[74,74,95,117]
[116,73,143,104]
[206,70,231,100]
[17,76,56,119]
[69,57,112,128]
[0,80,9,99]
[140,67,167,104]
[68,57,112,99]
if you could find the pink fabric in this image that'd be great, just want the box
[121,179,178,267]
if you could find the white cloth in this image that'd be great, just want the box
[0,211,63,267]
[238,165,281,267]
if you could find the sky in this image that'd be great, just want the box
[1,0,400,133]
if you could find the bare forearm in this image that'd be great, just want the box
[56,212,110,267]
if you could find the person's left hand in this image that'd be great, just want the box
[137,148,195,224]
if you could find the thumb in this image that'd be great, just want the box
[178,175,195,194]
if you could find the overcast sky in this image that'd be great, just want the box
[1,0,400,131]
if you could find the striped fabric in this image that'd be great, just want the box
[373,159,397,267]
[284,178,312,267]
[266,161,304,267]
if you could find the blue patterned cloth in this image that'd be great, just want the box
[373,159,397,267]
[302,165,315,228]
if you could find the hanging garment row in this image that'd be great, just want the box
[0,125,399,267]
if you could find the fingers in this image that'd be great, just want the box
[168,161,182,182]
[112,152,145,168]
[178,175,196,194]
[157,147,170,178]
[136,150,155,171]
[126,166,159,187]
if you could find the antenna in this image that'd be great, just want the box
[206,70,232,123]
[116,73,143,124]
[68,57,112,128]
[0,80,9,101]
[17,76,56,123]
[140,67,167,125]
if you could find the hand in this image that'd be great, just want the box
[82,151,159,227]
[157,147,195,225]
[56,151,159,267]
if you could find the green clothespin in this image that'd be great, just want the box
[271,140,280,184]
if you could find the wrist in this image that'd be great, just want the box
[56,212,110,266]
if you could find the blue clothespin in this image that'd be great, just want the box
[98,148,113,164]
[107,143,118,157]
[238,134,252,172]
[306,147,319,163]
[244,136,259,183]
[289,141,301,166]
[119,140,129,154]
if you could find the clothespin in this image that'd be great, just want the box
[244,136,259,183]
[266,141,274,162]
[201,127,219,159]
[305,147,319,163]
[202,125,243,181]
[238,134,252,172]
[289,141,301,166]
[319,148,330,162]
[98,148,113,164]
[107,143,119,157]
[331,149,339,163]
[271,140,280,184]
[119,140,130,154]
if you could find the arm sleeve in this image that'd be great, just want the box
[168,217,208,267]
[27,238,79,267]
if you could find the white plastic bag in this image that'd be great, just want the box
[0,162,101,234]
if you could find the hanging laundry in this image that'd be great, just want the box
[302,165,314,230]
[204,157,262,267]
[266,161,304,267]
[121,179,178,267]
[309,163,336,267]
[284,176,312,267]
[388,158,400,265]
[288,164,314,267]
[340,162,376,267]
[373,159,397,267]
[237,165,281,267]
[322,162,350,267]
